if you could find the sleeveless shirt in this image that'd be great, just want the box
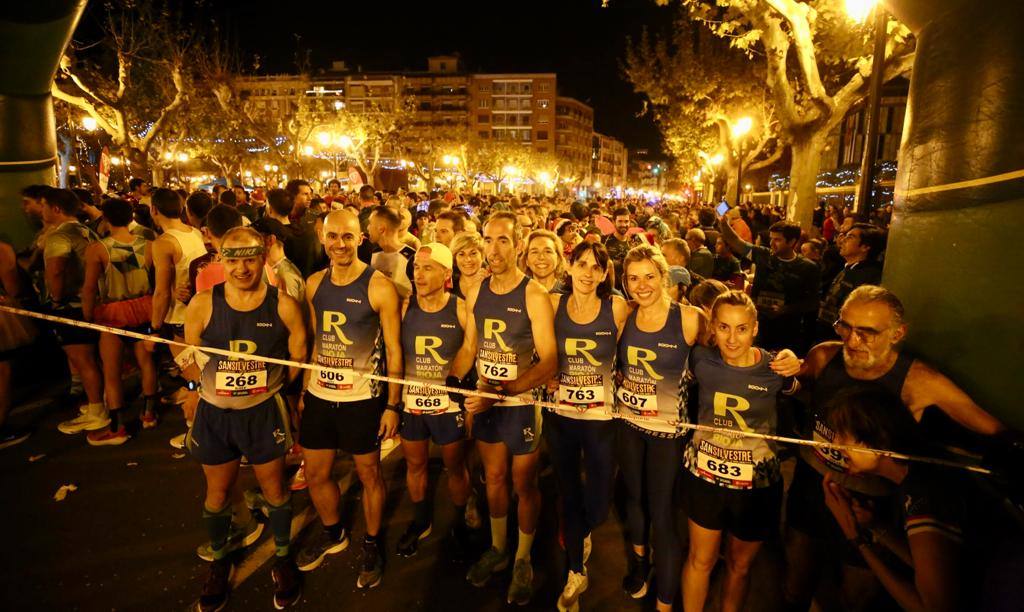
[308,266,384,402]
[474,276,538,406]
[616,302,691,436]
[199,284,288,409]
[401,294,463,415]
[551,295,616,421]
[801,349,914,494]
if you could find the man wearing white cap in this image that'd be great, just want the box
[395,243,477,559]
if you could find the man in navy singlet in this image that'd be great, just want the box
[463,211,557,605]
[180,227,308,611]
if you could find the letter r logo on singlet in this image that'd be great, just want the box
[416,336,448,364]
[626,347,663,380]
[483,318,511,352]
[228,340,256,359]
[713,392,752,432]
[322,311,353,345]
[565,338,600,367]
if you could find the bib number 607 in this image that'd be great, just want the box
[619,390,648,408]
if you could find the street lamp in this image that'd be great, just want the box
[731,116,753,206]
[81,116,97,132]
[846,0,886,214]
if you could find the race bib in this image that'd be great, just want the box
[215,363,268,397]
[617,387,657,417]
[479,358,517,382]
[405,386,450,415]
[812,421,849,471]
[315,355,356,391]
[695,440,754,488]
[559,384,605,406]
[755,291,785,309]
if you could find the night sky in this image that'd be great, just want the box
[78,0,673,153]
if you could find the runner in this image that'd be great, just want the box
[783,285,1009,611]
[681,291,800,612]
[39,188,108,435]
[149,188,207,445]
[296,210,403,591]
[451,231,487,300]
[463,211,557,605]
[80,198,158,444]
[615,243,705,611]
[0,239,37,448]
[546,241,630,611]
[823,387,1024,612]
[396,243,476,559]
[522,229,565,293]
[179,226,307,611]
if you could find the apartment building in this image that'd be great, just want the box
[469,73,558,153]
[555,96,594,183]
[592,132,628,188]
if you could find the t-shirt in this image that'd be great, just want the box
[281,221,324,279]
[43,221,99,308]
[817,260,883,324]
[746,246,820,316]
[687,247,715,280]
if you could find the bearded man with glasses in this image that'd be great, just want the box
[781,284,1012,611]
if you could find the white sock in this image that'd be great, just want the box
[516,529,534,561]
[490,516,508,552]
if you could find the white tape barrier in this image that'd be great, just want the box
[0,303,993,475]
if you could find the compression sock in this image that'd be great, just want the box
[266,495,293,557]
[490,515,508,553]
[515,529,534,562]
[202,504,233,560]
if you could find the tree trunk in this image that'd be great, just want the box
[126,148,149,182]
[722,163,738,207]
[786,132,826,228]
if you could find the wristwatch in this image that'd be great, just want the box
[384,402,402,413]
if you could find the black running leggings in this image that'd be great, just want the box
[544,412,616,573]
[618,421,684,605]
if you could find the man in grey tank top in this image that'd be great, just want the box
[463,211,557,605]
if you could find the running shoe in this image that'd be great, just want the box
[356,538,383,589]
[0,427,31,450]
[58,407,110,434]
[140,409,158,429]
[288,463,307,491]
[169,432,187,449]
[244,488,270,520]
[87,427,129,446]
[196,518,265,562]
[506,558,534,605]
[396,522,431,557]
[557,570,589,612]
[466,547,509,587]
[271,556,302,609]
[622,552,651,599]
[196,558,233,612]
[296,527,349,572]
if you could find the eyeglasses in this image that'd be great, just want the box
[833,319,888,343]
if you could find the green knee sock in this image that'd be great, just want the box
[266,496,293,557]
[202,504,233,560]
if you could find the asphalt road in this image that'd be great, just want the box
[1,377,794,612]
